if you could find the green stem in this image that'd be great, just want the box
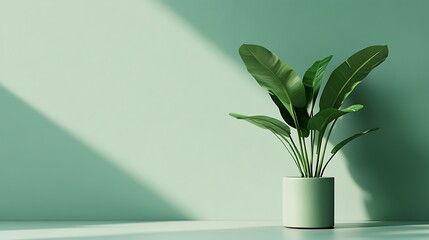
[320,152,337,177]
[310,130,315,176]
[301,133,311,177]
[314,129,324,177]
[297,134,309,177]
[271,131,304,176]
[281,135,301,169]
[290,136,307,176]
[310,101,316,118]
[290,106,309,177]
[317,120,337,177]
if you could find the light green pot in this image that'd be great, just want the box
[282,177,334,228]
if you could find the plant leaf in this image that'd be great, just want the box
[308,104,363,131]
[269,92,310,137]
[319,45,388,110]
[229,113,291,137]
[331,128,379,155]
[238,44,306,117]
[294,107,310,137]
[269,92,295,127]
[303,55,332,109]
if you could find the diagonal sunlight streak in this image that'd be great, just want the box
[0,0,258,220]
[0,84,188,220]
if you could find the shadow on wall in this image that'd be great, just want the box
[342,86,429,221]
[0,86,188,221]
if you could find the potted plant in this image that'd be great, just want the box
[230,44,388,228]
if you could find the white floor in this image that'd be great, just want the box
[0,221,428,240]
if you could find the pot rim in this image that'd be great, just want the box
[283,176,334,179]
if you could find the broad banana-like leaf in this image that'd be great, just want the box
[308,104,363,131]
[303,55,332,109]
[229,113,291,137]
[269,92,310,137]
[269,92,295,127]
[331,128,379,155]
[239,44,306,117]
[319,45,388,110]
[293,107,310,137]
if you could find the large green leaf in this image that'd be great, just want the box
[229,113,291,137]
[319,45,388,110]
[239,44,306,117]
[331,128,379,155]
[308,104,363,131]
[303,55,332,109]
[269,92,295,127]
[269,92,310,137]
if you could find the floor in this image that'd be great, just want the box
[0,221,428,240]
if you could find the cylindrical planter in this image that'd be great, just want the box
[283,177,334,228]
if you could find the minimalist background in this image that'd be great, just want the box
[0,0,428,221]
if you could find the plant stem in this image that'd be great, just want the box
[309,109,317,177]
[281,135,302,171]
[317,119,337,177]
[310,130,315,176]
[271,131,304,176]
[289,136,307,176]
[298,134,310,177]
[301,133,311,177]
[314,129,324,177]
[290,106,310,177]
[320,152,337,177]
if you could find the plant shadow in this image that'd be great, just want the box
[0,85,188,226]
[336,221,429,229]
[341,86,429,220]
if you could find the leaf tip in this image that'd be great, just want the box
[355,104,364,111]
[239,43,253,50]
[229,113,244,119]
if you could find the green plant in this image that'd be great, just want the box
[230,44,388,177]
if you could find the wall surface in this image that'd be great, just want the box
[0,0,428,221]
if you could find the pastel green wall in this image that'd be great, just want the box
[0,0,428,221]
